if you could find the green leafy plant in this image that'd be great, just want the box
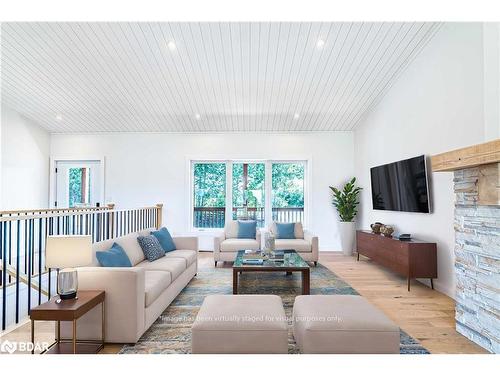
[329,177,362,222]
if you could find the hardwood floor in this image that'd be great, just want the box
[1,252,487,354]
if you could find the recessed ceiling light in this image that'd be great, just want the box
[55,114,63,121]
[294,113,300,119]
[195,113,201,120]
[316,39,325,49]
[167,41,176,51]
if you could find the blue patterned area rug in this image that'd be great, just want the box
[119,264,429,354]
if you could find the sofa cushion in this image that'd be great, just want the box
[164,250,197,268]
[220,239,260,253]
[144,271,172,307]
[275,239,311,252]
[95,243,132,267]
[237,220,257,239]
[136,257,186,280]
[224,220,239,239]
[275,223,296,239]
[114,232,146,266]
[137,235,165,262]
[270,222,304,239]
[151,227,176,253]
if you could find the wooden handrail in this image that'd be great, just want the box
[0,205,162,223]
[0,206,111,216]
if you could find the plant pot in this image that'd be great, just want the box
[339,221,356,256]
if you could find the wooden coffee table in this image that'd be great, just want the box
[232,250,310,295]
[30,290,105,354]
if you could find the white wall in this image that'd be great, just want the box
[1,105,50,210]
[483,23,500,140]
[354,23,488,298]
[50,132,355,250]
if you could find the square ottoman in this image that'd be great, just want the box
[292,295,400,354]
[191,294,288,354]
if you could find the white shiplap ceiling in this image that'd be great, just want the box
[1,22,441,133]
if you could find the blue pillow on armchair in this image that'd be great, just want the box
[151,227,176,253]
[96,243,132,267]
[237,220,257,239]
[275,223,296,239]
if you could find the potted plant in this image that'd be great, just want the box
[329,178,362,256]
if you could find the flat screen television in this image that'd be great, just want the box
[370,155,431,213]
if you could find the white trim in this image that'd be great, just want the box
[49,156,106,208]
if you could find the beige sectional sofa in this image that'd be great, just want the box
[213,220,261,265]
[61,228,198,343]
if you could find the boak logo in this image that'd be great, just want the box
[0,340,17,354]
[0,339,49,353]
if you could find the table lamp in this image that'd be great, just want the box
[46,235,92,302]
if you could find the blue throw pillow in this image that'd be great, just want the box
[137,235,165,262]
[96,243,132,267]
[276,223,296,239]
[151,227,176,253]
[237,220,257,239]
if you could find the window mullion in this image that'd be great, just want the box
[225,161,233,226]
[264,161,272,228]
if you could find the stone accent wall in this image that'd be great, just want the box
[454,167,500,353]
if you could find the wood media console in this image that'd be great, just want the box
[356,230,437,291]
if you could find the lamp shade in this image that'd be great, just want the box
[45,235,92,269]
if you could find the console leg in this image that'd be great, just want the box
[357,253,360,261]
[430,278,434,289]
[407,277,411,292]
[314,261,318,267]
[214,261,217,267]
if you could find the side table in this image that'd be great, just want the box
[30,290,105,354]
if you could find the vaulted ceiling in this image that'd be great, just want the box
[1,22,441,133]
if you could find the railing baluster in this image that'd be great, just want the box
[38,218,42,306]
[15,221,20,323]
[28,219,32,313]
[2,222,6,330]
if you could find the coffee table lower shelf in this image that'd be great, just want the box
[232,268,310,295]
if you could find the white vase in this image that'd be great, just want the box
[339,221,356,256]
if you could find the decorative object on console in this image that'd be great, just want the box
[370,222,384,234]
[398,233,412,241]
[329,177,362,256]
[137,235,165,262]
[45,235,92,301]
[380,225,394,237]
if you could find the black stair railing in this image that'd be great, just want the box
[0,203,163,331]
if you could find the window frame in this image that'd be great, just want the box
[188,158,310,232]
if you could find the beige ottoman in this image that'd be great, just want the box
[292,295,400,354]
[191,295,288,354]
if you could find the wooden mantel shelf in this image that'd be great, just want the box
[431,139,500,172]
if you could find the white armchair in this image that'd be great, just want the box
[213,220,261,266]
[269,222,319,265]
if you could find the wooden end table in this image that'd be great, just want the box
[30,290,105,354]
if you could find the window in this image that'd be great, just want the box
[272,162,305,223]
[68,167,91,208]
[192,162,226,228]
[191,160,307,229]
[232,163,265,227]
